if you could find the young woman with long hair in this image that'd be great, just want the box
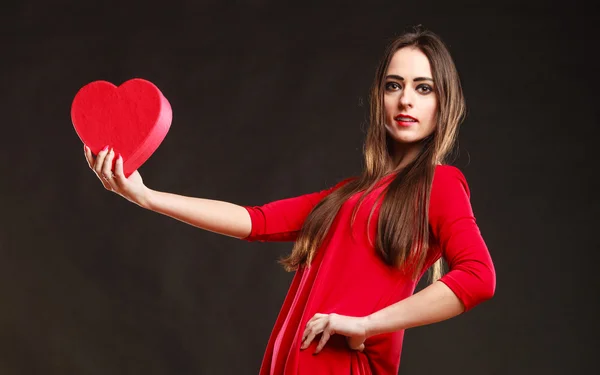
[84,26,496,375]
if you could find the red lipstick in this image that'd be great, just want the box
[394,113,418,127]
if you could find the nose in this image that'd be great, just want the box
[399,87,414,109]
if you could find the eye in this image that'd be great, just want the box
[417,84,433,94]
[385,82,401,91]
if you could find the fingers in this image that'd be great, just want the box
[84,145,94,168]
[114,152,124,180]
[112,152,127,189]
[93,145,109,176]
[89,145,113,190]
[103,149,120,191]
[301,329,318,350]
[302,315,321,344]
[301,322,318,349]
[301,313,366,354]
[101,148,115,179]
[301,314,327,350]
[314,331,330,354]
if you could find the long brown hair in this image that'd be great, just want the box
[280,26,466,282]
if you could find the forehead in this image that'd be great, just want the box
[386,47,432,77]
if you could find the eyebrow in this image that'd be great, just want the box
[386,74,434,83]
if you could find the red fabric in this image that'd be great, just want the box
[243,165,496,375]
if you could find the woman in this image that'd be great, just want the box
[84,27,496,374]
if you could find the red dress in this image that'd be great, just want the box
[242,165,496,375]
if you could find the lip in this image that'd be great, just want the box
[394,114,418,127]
[394,113,418,122]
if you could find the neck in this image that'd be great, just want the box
[390,142,423,171]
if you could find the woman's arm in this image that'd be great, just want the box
[143,177,354,242]
[363,280,464,336]
[85,145,353,241]
[143,189,252,239]
[366,166,495,335]
[302,166,495,353]
[85,145,252,239]
[302,281,466,353]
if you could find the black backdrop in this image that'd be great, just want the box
[1,1,598,374]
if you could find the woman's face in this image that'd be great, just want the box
[384,47,438,147]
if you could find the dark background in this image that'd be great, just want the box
[1,0,597,374]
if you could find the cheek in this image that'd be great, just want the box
[383,97,395,119]
[423,101,438,124]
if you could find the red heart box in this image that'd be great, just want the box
[71,78,172,177]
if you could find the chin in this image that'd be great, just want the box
[388,133,424,145]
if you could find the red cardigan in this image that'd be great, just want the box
[243,165,496,375]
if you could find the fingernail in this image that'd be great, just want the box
[118,153,122,161]
[101,145,109,152]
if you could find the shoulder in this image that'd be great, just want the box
[431,164,471,199]
[429,165,475,225]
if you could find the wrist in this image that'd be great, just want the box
[363,312,401,337]
[362,315,375,339]
[137,187,154,209]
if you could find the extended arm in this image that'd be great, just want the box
[145,178,353,241]
[144,189,252,239]
[85,144,352,241]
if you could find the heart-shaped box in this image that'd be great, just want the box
[71,78,172,177]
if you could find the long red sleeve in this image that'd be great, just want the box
[429,166,496,311]
[242,177,354,242]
